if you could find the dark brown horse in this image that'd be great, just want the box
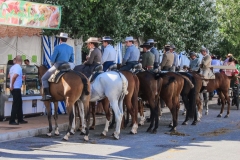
[200,72,231,118]
[37,65,90,141]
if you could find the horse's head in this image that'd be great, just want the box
[35,65,48,82]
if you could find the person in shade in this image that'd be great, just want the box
[160,45,174,71]
[119,36,140,71]
[101,36,117,71]
[9,55,28,125]
[139,42,155,70]
[147,39,160,69]
[189,52,200,72]
[41,32,74,101]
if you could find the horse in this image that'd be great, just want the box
[200,72,231,118]
[36,65,91,141]
[74,66,128,140]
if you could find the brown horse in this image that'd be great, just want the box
[157,72,184,131]
[200,72,231,118]
[37,65,91,141]
[137,71,166,133]
[89,71,140,134]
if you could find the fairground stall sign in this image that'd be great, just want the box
[0,0,61,29]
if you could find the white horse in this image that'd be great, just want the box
[77,71,128,140]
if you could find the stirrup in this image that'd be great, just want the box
[41,95,52,101]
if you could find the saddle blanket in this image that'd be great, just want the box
[48,70,65,83]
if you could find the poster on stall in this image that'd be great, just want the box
[0,0,61,29]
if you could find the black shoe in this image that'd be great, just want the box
[9,121,19,125]
[19,120,28,124]
[41,88,52,101]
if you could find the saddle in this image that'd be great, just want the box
[89,64,104,83]
[108,64,118,71]
[48,63,71,83]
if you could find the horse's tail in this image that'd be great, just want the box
[73,71,90,95]
[182,75,194,89]
[188,75,196,119]
[164,76,175,88]
[120,73,128,95]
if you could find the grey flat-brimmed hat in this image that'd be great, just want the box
[85,37,101,43]
[56,32,68,38]
[200,47,207,52]
[147,39,157,44]
[125,36,135,41]
[140,42,151,48]
[170,44,176,49]
[101,36,113,41]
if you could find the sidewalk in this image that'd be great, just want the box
[0,98,218,142]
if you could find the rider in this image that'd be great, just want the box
[200,47,213,92]
[41,32,74,101]
[147,39,160,69]
[101,36,117,71]
[189,52,200,72]
[160,45,174,71]
[84,37,102,65]
[139,42,155,70]
[119,36,140,71]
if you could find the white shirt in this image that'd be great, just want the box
[9,64,22,88]
[101,44,117,64]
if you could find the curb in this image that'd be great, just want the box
[0,100,218,142]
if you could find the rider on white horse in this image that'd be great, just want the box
[119,36,140,71]
[41,32,74,101]
[101,36,117,71]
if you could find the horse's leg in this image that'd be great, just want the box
[169,100,177,132]
[101,98,111,136]
[197,94,203,121]
[82,99,90,141]
[223,90,231,118]
[152,98,160,134]
[109,108,116,129]
[203,92,209,115]
[110,99,123,140]
[45,101,53,137]
[146,103,155,133]
[78,100,86,135]
[217,91,225,117]
[63,100,75,141]
[138,98,145,126]
[90,102,96,130]
[53,102,59,136]
[125,96,138,134]
[181,95,189,125]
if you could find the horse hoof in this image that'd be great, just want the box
[217,114,222,118]
[182,122,188,125]
[62,136,68,141]
[130,131,135,134]
[205,112,208,115]
[54,133,60,136]
[170,128,176,132]
[191,121,197,125]
[70,132,75,135]
[138,123,142,126]
[89,126,95,130]
[100,132,106,137]
[182,112,186,115]
[146,128,152,133]
[169,123,173,128]
[224,115,229,118]
[84,135,89,141]
[46,132,52,137]
[80,132,86,135]
[151,129,157,134]
[113,136,119,140]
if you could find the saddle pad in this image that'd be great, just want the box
[48,70,65,83]
[90,71,103,83]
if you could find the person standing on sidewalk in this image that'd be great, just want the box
[9,55,28,125]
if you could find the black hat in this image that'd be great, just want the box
[140,42,151,48]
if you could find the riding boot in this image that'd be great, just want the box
[41,88,52,101]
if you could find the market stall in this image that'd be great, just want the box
[0,0,62,120]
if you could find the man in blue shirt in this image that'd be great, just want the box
[120,36,140,71]
[41,32,74,101]
[147,39,160,69]
[101,36,117,71]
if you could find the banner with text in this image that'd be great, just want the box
[0,0,61,29]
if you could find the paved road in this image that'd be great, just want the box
[0,104,240,160]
